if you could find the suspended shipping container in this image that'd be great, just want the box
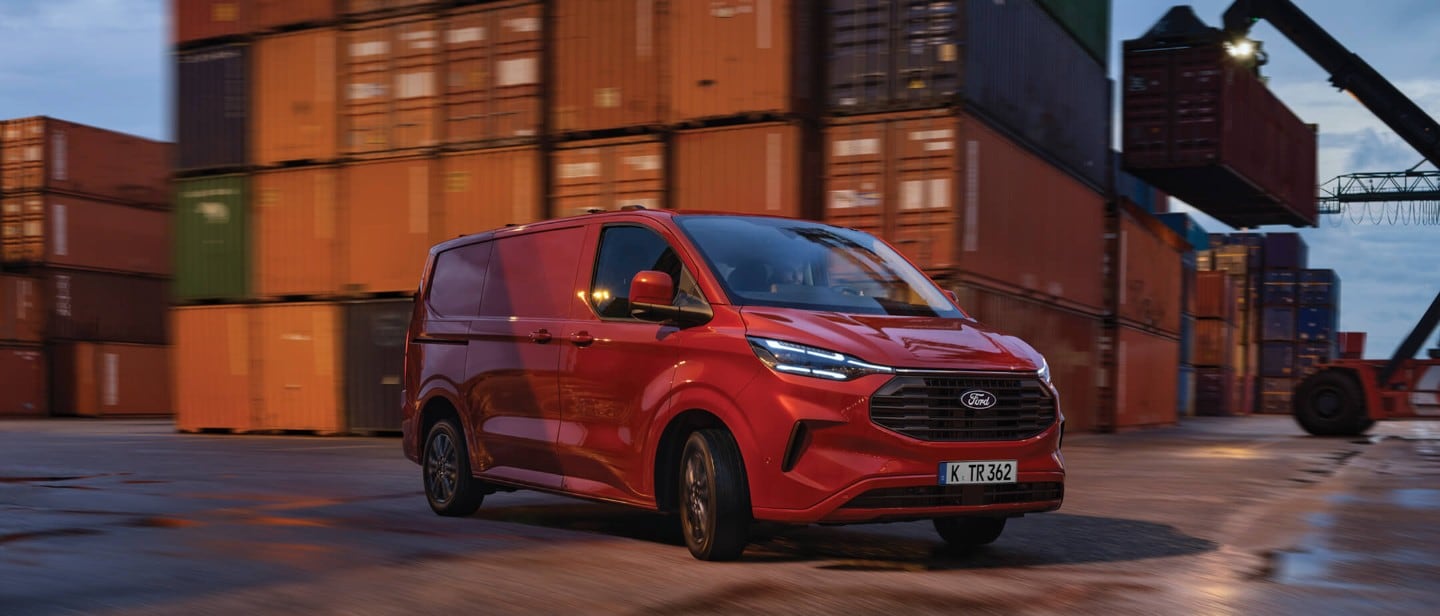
[343,157,435,294]
[552,0,662,133]
[1114,325,1181,428]
[174,305,254,432]
[0,117,171,206]
[176,175,249,301]
[177,45,250,171]
[443,1,543,146]
[253,167,339,298]
[551,136,665,216]
[667,0,815,123]
[0,275,43,343]
[37,269,170,345]
[254,0,338,31]
[673,122,803,218]
[255,28,339,165]
[344,299,412,432]
[256,303,344,433]
[442,146,542,238]
[49,343,172,417]
[174,0,252,46]
[1,193,170,276]
[0,344,46,417]
[343,14,442,156]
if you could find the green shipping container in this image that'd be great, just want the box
[1037,0,1110,66]
[175,175,249,301]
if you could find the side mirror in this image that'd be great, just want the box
[629,270,712,326]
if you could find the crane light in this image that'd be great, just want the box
[1226,39,1256,58]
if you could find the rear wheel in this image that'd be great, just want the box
[934,517,1007,548]
[1294,370,1372,437]
[679,429,751,561]
[424,418,484,516]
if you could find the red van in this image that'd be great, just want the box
[401,210,1064,561]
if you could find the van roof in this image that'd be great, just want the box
[427,208,811,256]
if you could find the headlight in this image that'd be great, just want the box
[1036,355,1051,385]
[748,337,893,381]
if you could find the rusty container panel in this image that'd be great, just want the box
[256,303,344,432]
[1193,318,1232,368]
[344,299,412,432]
[1193,271,1234,321]
[950,283,1102,433]
[174,306,255,431]
[343,15,442,156]
[1117,209,1183,335]
[553,0,662,133]
[254,167,340,298]
[1,193,170,276]
[0,275,44,343]
[342,0,439,18]
[667,0,811,123]
[1115,325,1180,429]
[343,157,435,293]
[255,0,338,30]
[552,136,664,216]
[0,344,46,417]
[1,117,171,206]
[673,123,801,217]
[255,29,339,165]
[443,1,543,146]
[442,147,541,238]
[50,343,172,417]
[175,0,252,45]
[178,45,250,171]
[823,116,887,238]
[38,269,169,345]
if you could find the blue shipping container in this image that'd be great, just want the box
[1178,364,1196,417]
[1260,377,1294,395]
[1180,314,1195,364]
[1260,342,1296,377]
[1298,306,1337,341]
[1299,269,1340,305]
[1263,271,1298,284]
[1261,283,1296,306]
[1262,306,1297,341]
[1300,269,1337,284]
[1158,212,1209,251]
[1263,233,1309,270]
[1299,341,1334,360]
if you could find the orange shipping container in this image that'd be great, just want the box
[1194,271,1235,321]
[254,0,338,31]
[174,0,252,45]
[256,29,339,165]
[443,1,543,146]
[552,136,664,216]
[951,283,1103,433]
[2,193,170,276]
[667,0,811,123]
[254,167,340,298]
[1,117,171,206]
[1114,325,1180,429]
[442,147,542,238]
[0,344,46,417]
[343,0,438,18]
[672,123,801,217]
[824,111,1106,314]
[553,0,662,133]
[344,157,435,293]
[256,303,343,432]
[1117,209,1183,335]
[0,275,43,342]
[174,306,254,432]
[1193,318,1233,368]
[50,343,172,417]
[344,15,441,156]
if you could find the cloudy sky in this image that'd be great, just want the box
[0,0,1436,358]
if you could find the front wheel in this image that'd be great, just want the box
[424,418,485,516]
[934,517,1007,547]
[679,429,751,561]
[1294,370,1373,437]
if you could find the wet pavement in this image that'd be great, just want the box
[2,417,1438,615]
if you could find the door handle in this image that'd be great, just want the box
[569,332,595,347]
[529,329,553,344]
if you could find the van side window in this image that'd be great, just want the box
[428,241,493,318]
[479,226,587,318]
[590,225,704,319]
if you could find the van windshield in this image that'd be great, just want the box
[674,216,965,318]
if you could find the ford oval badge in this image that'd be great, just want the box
[961,390,997,410]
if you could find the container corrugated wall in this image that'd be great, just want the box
[255,29,339,165]
[823,115,886,236]
[255,0,338,30]
[254,167,340,298]
[442,147,542,238]
[552,136,665,216]
[666,0,812,123]
[176,175,249,301]
[0,275,43,343]
[256,303,344,432]
[174,306,254,432]
[1114,325,1180,428]
[343,14,442,156]
[49,343,172,417]
[443,1,544,146]
[673,123,801,217]
[343,0,440,18]
[1,193,170,276]
[174,0,252,46]
[344,299,412,431]
[1117,209,1183,335]
[343,157,436,293]
[0,344,46,417]
[1,117,172,206]
[552,0,663,133]
[177,45,249,172]
[39,269,170,345]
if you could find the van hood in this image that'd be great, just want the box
[739,307,1043,372]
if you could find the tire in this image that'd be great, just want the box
[1294,370,1372,437]
[679,429,751,561]
[423,418,485,516]
[934,516,1007,547]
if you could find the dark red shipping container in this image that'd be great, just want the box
[255,0,339,30]
[344,299,413,432]
[0,275,44,343]
[36,269,169,345]
[1338,331,1366,359]
[1122,32,1317,228]
[1,117,171,207]
[0,344,46,417]
[1115,325,1180,429]
[1194,366,1236,416]
[2,192,171,276]
[174,0,252,46]
[177,45,250,172]
[1193,271,1235,321]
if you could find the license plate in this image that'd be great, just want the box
[939,460,1017,485]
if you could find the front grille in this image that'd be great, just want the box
[841,482,1064,509]
[869,374,1056,441]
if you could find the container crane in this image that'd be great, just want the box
[1218,0,1440,435]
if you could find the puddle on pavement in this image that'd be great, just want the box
[1390,488,1440,509]
[128,516,203,529]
